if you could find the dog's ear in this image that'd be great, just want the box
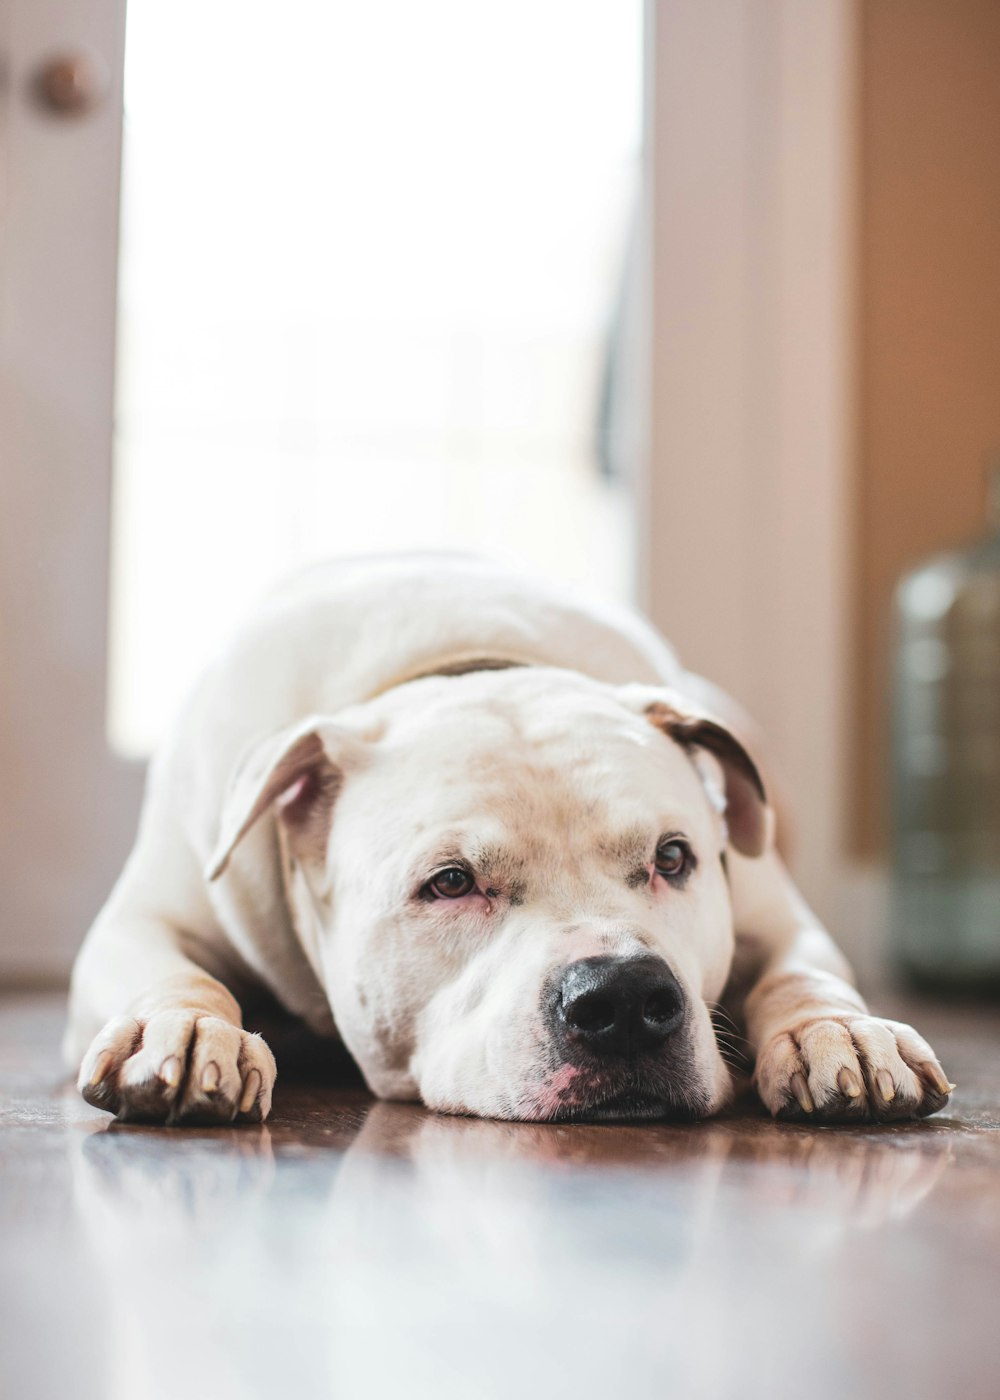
[619,685,770,858]
[206,717,369,881]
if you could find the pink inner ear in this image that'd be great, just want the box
[276,773,313,815]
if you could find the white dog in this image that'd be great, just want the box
[66,554,952,1125]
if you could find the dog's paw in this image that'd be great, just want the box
[754,1015,953,1123]
[77,1011,277,1125]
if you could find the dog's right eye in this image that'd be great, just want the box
[426,866,476,899]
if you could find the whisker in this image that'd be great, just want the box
[706,999,744,1031]
[708,1005,753,1053]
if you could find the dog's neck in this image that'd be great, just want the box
[369,652,532,699]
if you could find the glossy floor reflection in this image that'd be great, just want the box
[2,993,999,1400]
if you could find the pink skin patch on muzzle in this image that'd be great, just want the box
[530,1062,583,1118]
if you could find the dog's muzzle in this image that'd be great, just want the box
[552,954,687,1062]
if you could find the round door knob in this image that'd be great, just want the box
[33,50,109,117]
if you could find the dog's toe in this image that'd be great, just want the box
[236,1034,277,1122]
[78,1015,143,1113]
[170,1016,244,1124]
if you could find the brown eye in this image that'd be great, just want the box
[428,866,475,899]
[655,840,692,882]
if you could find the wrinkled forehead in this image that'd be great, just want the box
[348,673,720,851]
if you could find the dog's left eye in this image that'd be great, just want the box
[427,866,476,899]
[654,839,693,882]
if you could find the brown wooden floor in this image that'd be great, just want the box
[2,991,999,1400]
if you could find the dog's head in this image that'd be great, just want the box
[208,668,769,1121]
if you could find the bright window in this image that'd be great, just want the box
[110,1,643,755]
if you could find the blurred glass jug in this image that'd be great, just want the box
[890,467,1000,991]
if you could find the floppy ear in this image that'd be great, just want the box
[206,717,367,881]
[619,685,770,858]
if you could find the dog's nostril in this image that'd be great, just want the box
[565,993,616,1034]
[643,988,681,1027]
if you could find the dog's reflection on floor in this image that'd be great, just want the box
[69,1099,955,1400]
[75,1093,955,1223]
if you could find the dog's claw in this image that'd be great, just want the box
[86,1049,114,1088]
[159,1055,182,1088]
[789,1071,814,1113]
[239,1069,262,1115]
[875,1069,896,1103]
[919,1060,952,1096]
[837,1068,861,1099]
[201,1060,221,1093]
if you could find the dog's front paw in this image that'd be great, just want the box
[754,1015,953,1123]
[77,1011,277,1125]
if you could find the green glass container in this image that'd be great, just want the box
[890,473,1000,991]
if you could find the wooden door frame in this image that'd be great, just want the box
[638,1,884,975]
[0,0,141,981]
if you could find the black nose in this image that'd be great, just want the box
[556,955,686,1060]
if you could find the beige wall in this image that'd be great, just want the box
[857,0,1000,853]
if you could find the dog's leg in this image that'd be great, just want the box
[725,846,952,1122]
[69,919,275,1126]
[67,830,277,1125]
